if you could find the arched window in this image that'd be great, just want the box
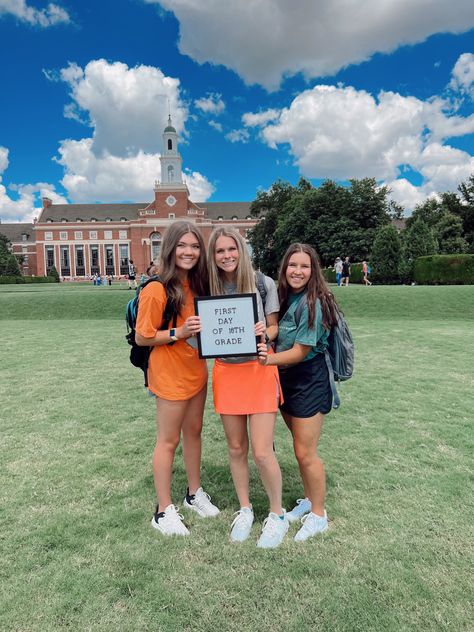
[167,165,174,182]
[168,139,172,151]
[150,231,162,262]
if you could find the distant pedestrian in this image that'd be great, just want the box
[362,261,372,286]
[108,275,113,286]
[92,273,97,286]
[140,272,147,285]
[341,257,351,286]
[334,257,343,286]
[128,260,137,290]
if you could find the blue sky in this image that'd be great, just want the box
[1,0,474,222]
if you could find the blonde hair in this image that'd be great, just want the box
[207,227,256,295]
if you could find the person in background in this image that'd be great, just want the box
[128,260,137,290]
[362,261,372,286]
[341,257,351,286]
[207,227,288,549]
[135,221,219,536]
[334,257,343,286]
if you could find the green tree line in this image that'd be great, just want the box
[248,174,474,283]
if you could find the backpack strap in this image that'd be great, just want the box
[293,292,308,326]
[324,350,340,409]
[255,271,267,310]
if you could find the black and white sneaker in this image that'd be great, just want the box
[183,487,220,517]
[151,504,189,536]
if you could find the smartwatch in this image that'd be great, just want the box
[169,328,179,343]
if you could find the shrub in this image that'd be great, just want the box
[0,276,57,284]
[414,254,474,285]
[47,265,60,282]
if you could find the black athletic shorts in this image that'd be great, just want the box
[279,353,332,418]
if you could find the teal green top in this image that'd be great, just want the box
[275,293,329,362]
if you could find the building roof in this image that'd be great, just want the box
[0,223,34,243]
[37,203,148,223]
[35,201,254,223]
[197,201,252,219]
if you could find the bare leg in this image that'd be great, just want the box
[154,397,188,512]
[281,409,309,500]
[181,386,207,495]
[291,413,326,516]
[221,414,251,508]
[249,412,283,515]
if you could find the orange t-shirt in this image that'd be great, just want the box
[135,280,207,400]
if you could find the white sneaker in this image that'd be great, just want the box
[151,504,189,536]
[230,507,254,542]
[286,498,312,523]
[256,512,289,549]
[294,511,328,542]
[183,487,220,517]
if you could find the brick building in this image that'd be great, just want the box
[1,116,255,279]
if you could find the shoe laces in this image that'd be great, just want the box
[164,505,185,526]
[261,515,279,538]
[194,489,213,509]
[231,509,253,530]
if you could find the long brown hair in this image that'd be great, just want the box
[278,243,337,330]
[207,227,256,295]
[157,221,208,313]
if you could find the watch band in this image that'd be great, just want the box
[169,328,179,342]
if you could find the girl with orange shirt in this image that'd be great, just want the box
[135,221,219,536]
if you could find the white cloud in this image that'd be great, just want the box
[50,59,214,203]
[225,129,250,144]
[0,0,70,27]
[449,52,474,98]
[147,0,474,89]
[245,77,474,209]
[0,146,67,221]
[242,109,280,127]
[208,120,223,132]
[195,93,225,115]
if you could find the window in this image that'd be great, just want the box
[120,217,127,222]
[46,218,53,223]
[168,213,175,219]
[74,231,83,239]
[75,246,85,276]
[22,233,28,241]
[76,218,82,222]
[105,244,114,275]
[91,218,97,222]
[167,165,174,182]
[60,246,70,276]
[168,139,172,151]
[60,231,68,240]
[89,231,97,240]
[150,231,161,262]
[90,245,99,274]
[119,244,129,275]
[45,246,55,271]
[105,217,112,222]
[104,230,112,240]
[45,232,53,240]
[119,230,127,239]
[61,218,68,223]
[232,216,238,221]
[217,216,223,221]
[22,246,27,253]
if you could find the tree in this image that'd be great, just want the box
[0,232,20,276]
[436,213,468,254]
[458,175,474,251]
[4,254,21,276]
[371,224,402,283]
[400,219,437,282]
[47,265,60,282]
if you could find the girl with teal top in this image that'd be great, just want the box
[258,243,339,542]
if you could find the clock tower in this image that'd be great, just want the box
[147,114,190,218]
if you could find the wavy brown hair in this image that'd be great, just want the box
[157,221,208,314]
[207,227,256,295]
[278,243,337,330]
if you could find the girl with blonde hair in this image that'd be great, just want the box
[207,227,289,548]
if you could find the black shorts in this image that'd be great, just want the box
[279,353,332,418]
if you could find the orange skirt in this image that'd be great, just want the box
[212,357,283,415]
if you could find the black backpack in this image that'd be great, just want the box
[125,276,177,387]
[283,293,354,409]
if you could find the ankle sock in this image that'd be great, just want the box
[185,488,195,504]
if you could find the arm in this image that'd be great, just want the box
[257,341,312,366]
[136,315,202,347]
[254,311,278,342]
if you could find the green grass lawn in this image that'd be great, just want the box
[1,285,473,631]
